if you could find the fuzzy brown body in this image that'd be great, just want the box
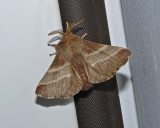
[56,33,92,90]
[56,33,83,58]
[35,20,131,99]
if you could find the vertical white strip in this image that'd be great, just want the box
[0,0,78,128]
[104,1,139,128]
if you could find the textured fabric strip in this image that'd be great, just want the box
[58,0,124,127]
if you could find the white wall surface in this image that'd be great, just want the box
[105,1,139,128]
[0,0,78,128]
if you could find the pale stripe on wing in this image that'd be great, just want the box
[40,74,71,85]
[91,48,122,66]
[48,63,70,73]
[85,45,108,57]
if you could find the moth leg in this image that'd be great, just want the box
[48,44,57,47]
[48,29,64,36]
[81,33,88,39]
[49,52,56,56]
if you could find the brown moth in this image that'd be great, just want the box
[35,19,131,99]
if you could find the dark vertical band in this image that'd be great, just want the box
[58,0,124,127]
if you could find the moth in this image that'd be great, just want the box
[35,19,131,99]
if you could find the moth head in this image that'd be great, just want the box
[48,19,85,43]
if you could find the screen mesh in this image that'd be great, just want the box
[58,0,124,127]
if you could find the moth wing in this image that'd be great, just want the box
[82,40,131,83]
[35,52,83,99]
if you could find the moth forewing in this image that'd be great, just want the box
[82,40,131,84]
[35,52,83,99]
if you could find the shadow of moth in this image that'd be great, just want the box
[35,19,131,99]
